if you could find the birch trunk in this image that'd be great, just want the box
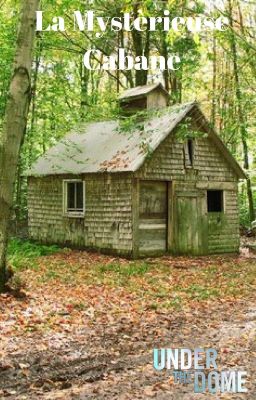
[0,0,39,291]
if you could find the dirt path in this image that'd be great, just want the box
[1,299,255,399]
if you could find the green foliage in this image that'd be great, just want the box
[7,238,61,270]
[0,0,255,224]
[182,284,220,300]
[118,107,167,134]
[99,262,150,276]
[0,3,18,123]
[176,116,207,141]
[118,113,145,133]
[238,184,253,227]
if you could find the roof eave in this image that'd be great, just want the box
[119,82,169,101]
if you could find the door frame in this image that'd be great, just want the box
[132,178,171,257]
[172,188,207,255]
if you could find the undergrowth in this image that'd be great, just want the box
[7,238,61,270]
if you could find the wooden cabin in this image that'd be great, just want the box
[27,83,246,257]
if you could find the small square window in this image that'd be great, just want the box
[64,180,85,216]
[207,190,223,212]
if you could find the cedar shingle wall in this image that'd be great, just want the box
[28,174,133,255]
[136,132,240,254]
[208,190,240,253]
[28,130,241,255]
[136,134,237,182]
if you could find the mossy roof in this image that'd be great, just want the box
[27,102,246,179]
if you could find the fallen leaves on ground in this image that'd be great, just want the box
[0,250,255,399]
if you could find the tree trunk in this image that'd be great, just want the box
[211,34,217,127]
[228,0,255,222]
[132,5,150,86]
[28,42,41,166]
[0,0,39,292]
[80,59,90,121]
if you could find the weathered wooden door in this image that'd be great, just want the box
[139,181,168,255]
[175,193,207,255]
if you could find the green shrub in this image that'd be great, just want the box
[7,238,60,270]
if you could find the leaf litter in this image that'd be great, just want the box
[0,249,255,399]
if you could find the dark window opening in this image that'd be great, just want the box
[207,190,223,212]
[76,182,84,210]
[184,139,194,168]
[67,182,75,209]
[188,139,193,166]
[121,97,147,114]
[66,181,84,214]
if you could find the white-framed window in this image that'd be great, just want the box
[63,180,85,217]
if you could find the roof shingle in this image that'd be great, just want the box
[27,102,245,179]
[27,103,194,176]
[119,82,169,101]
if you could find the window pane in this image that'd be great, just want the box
[76,182,84,210]
[66,181,84,213]
[207,190,223,212]
[139,182,167,219]
[67,182,75,210]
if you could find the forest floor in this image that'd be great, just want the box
[0,242,256,399]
